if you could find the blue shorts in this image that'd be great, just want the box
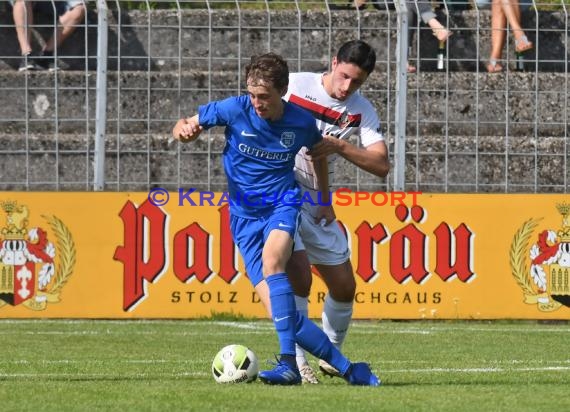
[230,206,299,287]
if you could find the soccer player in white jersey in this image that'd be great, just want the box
[286,39,390,383]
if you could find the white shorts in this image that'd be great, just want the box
[293,208,350,265]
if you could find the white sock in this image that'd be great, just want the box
[294,295,309,366]
[322,294,353,350]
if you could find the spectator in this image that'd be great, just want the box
[329,1,452,73]
[476,0,533,72]
[11,0,85,71]
[406,0,452,73]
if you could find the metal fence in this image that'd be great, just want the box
[0,0,568,193]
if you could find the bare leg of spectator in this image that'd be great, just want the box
[43,4,86,53]
[406,0,451,72]
[497,0,532,52]
[12,0,34,56]
[12,0,40,71]
[407,2,418,73]
[488,0,506,72]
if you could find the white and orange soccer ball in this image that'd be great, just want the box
[211,344,259,383]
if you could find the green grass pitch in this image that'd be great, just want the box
[1,319,569,411]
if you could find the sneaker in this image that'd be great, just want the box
[18,54,40,71]
[299,363,319,384]
[35,50,57,71]
[258,361,302,385]
[318,359,343,378]
[344,362,381,386]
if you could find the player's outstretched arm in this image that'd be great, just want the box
[308,138,390,178]
[172,114,203,143]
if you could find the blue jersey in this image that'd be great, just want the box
[198,95,322,218]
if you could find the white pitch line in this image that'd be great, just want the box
[5,330,270,337]
[0,319,272,328]
[0,371,209,379]
[0,366,568,380]
[385,359,570,365]
[382,366,570,373]
[2,320,570,336]
[3,359,567,367]
[1,319,569,334]
[0,359,205,365]
[213,321,273,330]
[349,326,570,334]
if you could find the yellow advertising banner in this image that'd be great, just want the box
[0,192,569,320]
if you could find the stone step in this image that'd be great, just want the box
[0,8,567,72]
[0,70,566,136]
[0,133,564,192]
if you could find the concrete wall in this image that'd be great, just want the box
[0,6,568,192]
[0,70,567,136]
[0,8,568,72]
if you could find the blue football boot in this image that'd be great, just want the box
[344,362,381,386]
[258,361,302,385]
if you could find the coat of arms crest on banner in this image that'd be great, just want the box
[0,200,76,311]
[510,202,570,312]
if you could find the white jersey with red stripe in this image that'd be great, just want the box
[284,72,384,200]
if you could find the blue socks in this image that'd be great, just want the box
[266,273,351,374]
[266,273,297,358]
[294,311,351,375]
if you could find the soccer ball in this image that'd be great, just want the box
[211,344,258,383]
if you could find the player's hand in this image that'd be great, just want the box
[315,204,336,226]
[307,135,344,160]
[173,117,203,143]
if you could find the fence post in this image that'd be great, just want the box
[94,0,108,191]
[393,0,409,192]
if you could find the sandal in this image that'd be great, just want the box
[515,35,533,53]
[486,59,503,73]
[433,28,452,42]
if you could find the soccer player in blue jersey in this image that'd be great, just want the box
[172,53,379,386]
[250,42,388,384]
